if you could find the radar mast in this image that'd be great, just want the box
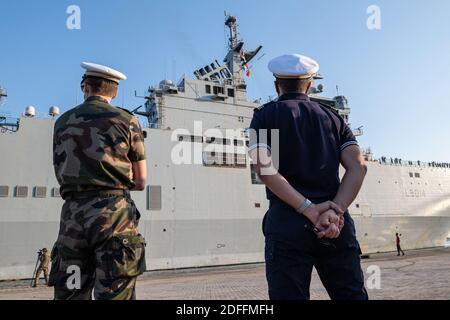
[223,13,262,100]
[191,14,262,101]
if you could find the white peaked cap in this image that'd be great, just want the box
[268,54,319,79]
[81,62,127,84]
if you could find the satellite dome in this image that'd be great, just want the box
[49,106,60,117]
[160,80,174,86]
[24,106,36,117]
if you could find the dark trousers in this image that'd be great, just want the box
[397,244,405,256]
[264,200,368,300]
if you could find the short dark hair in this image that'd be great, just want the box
[83,76,118,97]
[275,78,311,94]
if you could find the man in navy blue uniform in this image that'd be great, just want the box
[249,54,368,300]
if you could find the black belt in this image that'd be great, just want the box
[64,189,131,200]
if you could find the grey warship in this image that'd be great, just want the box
[1,15,450,280]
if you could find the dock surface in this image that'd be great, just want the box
[1,248,449,300]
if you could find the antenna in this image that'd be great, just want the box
[336,85,340,96]
[225,14,238,49]
[164,59,167,80]
[122,85,125,107]
[172,59,177,82]
[257,53,266,61]
[134,90,150,100]
[0,87,7,106]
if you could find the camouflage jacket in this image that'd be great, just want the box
[53,96,146,198]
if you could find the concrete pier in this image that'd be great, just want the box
[1,248,449,300]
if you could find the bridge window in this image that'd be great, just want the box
[178,134,203,143]
[203,152,247,168]
[52,188,61,198]
[0,186,9,197]
[205,85,211,94]
[14,186,28,198]
[205,136,231,145]
[33,187,47,198]
[415,173,421,178]
[213,86,224,95]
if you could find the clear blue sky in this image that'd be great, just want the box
[1,0,450,162]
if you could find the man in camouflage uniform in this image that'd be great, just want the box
[32,248,51,287]
[49,62,148,300]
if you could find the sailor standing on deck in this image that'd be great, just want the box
[49,63,148,300]
[249,54,368,300]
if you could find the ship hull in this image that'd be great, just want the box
[1,119,450,280]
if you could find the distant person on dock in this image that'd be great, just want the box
[396,233,405,256]
[32,248,50,287]
[249,54,368,300]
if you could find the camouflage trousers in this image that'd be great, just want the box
[48,194,146,300]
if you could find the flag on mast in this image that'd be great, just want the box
[240,51,252,77]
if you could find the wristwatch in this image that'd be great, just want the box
[296,199,313,214]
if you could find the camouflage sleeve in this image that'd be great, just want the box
[128,116,147,162]
[52,121,62,184]
[52,126,57,166]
